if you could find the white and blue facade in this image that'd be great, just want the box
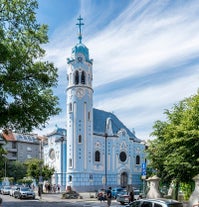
[43,128,67,190]
[43,17,146,192]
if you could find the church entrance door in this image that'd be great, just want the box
[120,172,128,187]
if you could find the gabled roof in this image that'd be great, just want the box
[93,108,141,143]
[1,131,15,141]
[1,130,39,143]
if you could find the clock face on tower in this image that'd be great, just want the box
[76,88,85,98]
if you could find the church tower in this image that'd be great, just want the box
[66,16,94,191]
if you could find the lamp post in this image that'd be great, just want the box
[104,132,108,189]
[60,136,64,189]
[39,139,43,199]
[2,154,9,186]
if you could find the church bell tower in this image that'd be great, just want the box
[66,16,94,191]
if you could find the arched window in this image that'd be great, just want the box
[69,103,72,112]
[69,175,72,182]
[69,158,72,167]
[78,135,82,143]
[75,71,79,84]
[88,112,91,121]
[136,155,140,164]
[95,150,100,162]
[81,71,86,84]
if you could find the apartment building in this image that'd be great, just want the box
[1,130,41,162]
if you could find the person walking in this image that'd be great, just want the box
[106,187,112,207]
[129,191,135,203]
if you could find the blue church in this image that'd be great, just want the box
[43,17,146,192]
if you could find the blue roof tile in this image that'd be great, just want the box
[93,108,141,143]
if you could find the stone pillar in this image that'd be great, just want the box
[146,175,162,199]
[188,174,199,207]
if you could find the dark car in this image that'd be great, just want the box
[14,187,35,199]
[126,198,183,207]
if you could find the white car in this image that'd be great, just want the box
[14,187,35,199]
[126,198,183,207]
[117,189,140,205]
[1,186,11,195]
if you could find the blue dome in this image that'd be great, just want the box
[72,43,89,60]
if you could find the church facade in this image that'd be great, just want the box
[43,17,146,192]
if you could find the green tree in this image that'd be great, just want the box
[147,90,199,199]
[0,146,7,178]
[0,0,61,132]
[7,161,27,183]
[25,158,54,183]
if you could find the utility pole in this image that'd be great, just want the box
[104,132,108,189]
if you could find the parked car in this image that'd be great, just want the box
[134,189,141,200]
[14,187,35,199]
[1,186,11,195]
[111,187,125,199]
[117,190,130,204]
[96,188,106,200]
[9,186,18,197]
[126,198,183,207]
[117,189,141,204]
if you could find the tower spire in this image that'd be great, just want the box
[76,15,84,43]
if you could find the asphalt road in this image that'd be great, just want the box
[0,193,124,207]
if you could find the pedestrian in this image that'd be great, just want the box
[0,197,2,207]
[106,186,112,207]
[129,191,135,203]
[98,192,103,202]
[57,184,60,192]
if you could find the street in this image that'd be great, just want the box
[0,193,124,207]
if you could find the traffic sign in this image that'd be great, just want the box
[141,163,146,176]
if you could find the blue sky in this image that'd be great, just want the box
[35,0,199,140]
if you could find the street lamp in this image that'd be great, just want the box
[39,139,44,199]
[104,132,108,189]
[60,136,64,189]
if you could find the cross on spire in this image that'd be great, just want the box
[76,16,84,43]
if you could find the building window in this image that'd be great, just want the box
[12,142,16,149]
[74,71,79,84]
[69,158,72,167]
[88,112,91,121]
[95,150,100,162]
[69,103,72,112]
[119,151,127,162]
[12,152,17,157]
[81,71,86,84]
[27,154,32,159]
[78,135,82,143]
[49,148,55,160]
[69,175,72,182]
[136,155,140,164]
[27,147,32,151]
